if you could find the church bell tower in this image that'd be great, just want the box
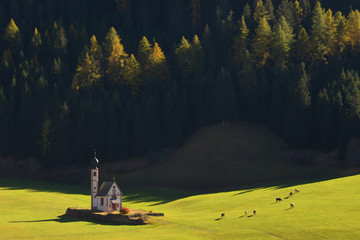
[91,152,99,210]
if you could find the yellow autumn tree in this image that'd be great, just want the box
[144,42,169,83]
[346,10,360,53]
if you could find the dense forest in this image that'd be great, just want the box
[1,0,360,166]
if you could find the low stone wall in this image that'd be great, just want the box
[65,208,145,225]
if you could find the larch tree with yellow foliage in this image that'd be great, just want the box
[106,32,128,84]
[144,42,169,83]
[346,10,360,53]
[72,52,102,90]
[4,18,21,49]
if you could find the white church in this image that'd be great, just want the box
[90,153,122,212]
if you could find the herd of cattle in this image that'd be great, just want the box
[220,188,300,219]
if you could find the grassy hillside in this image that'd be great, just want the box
[1,175,360,239]
[113,122,332,189]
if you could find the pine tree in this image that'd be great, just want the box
[346,10,360,53]
[103,27,122,59]
[233,16,249,67]
[175,36,192,73]
[252,17,272,67]
[276,0,296,28]
[137,36,152,68]
[243,3,252,23]
[144,42,169,83]
[311,1,327,63]
[73,52,102,90]
[271,16,295,71]
[106,32,128,83]
[89,35,103,64]
[31,27,42,49]
[4,18,21,49]
[324,9,336,56]
[253,0,268,23]
[334,11,347,56]
[293,0,304,29]
[53,26,67,55]
[295,27,311,63]
[264,0,275,23]
[122,54,142,93]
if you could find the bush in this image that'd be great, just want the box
[120,207,129,214]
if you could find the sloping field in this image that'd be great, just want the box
[1,175,360,239]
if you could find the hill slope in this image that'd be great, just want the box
[1,174,360,239]
[115,122,330,189]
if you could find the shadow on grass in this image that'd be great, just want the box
[0,173,356,206]
[9,214,127,226]
[284,208,294,211]
[0,178,88,195]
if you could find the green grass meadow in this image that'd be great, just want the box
[1,175,360,240]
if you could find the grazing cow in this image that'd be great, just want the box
[295,188,300,193]
[290,203,294,208]
[290,192,293,197]
[253,210,256,215]
[221,213,225,218]
[245,211,248,216]
[276,197,282,202]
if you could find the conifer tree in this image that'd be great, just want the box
[264,0,275,23]
[233,16,249,67]
[324,9,336,56]
[311,1,327,63]
[31,27,42,49]
[295,27,311,63]
[271,16,295,71]
[243,3,252,23]
[334,11,347,56]
[103,27,122,59]
[346,10,360,53]
[89,35,103,64]
[106,33,128,83]
[122,54,142,93]
[252,17,272,67]
[53,26,67,55]
[4,18,21,49]
[253,0,268,23]
[137,36,152,68]
[293,0,304,29]
[144,42,169,83]
[276,0,296,28]
[175,36,192,73]
[73,52,102,90]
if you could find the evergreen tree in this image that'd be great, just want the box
[144,42,169,83]
[311,1,327,63]
[295,27,311,63]
[106,32,128,83]
[276,0,296,28]
[72,52,102,90]
[4,18,21,49]
[31,27,42,49]
[252,17,272,67]
[53,26,67,55]
[122,54,143,93]
[346,10,360,53]
[271,16,295,71]
[137,36,152,68]
[233,15,250,67]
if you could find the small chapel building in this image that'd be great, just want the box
[90,153,122,212]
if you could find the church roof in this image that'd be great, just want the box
[96,181,121,197]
